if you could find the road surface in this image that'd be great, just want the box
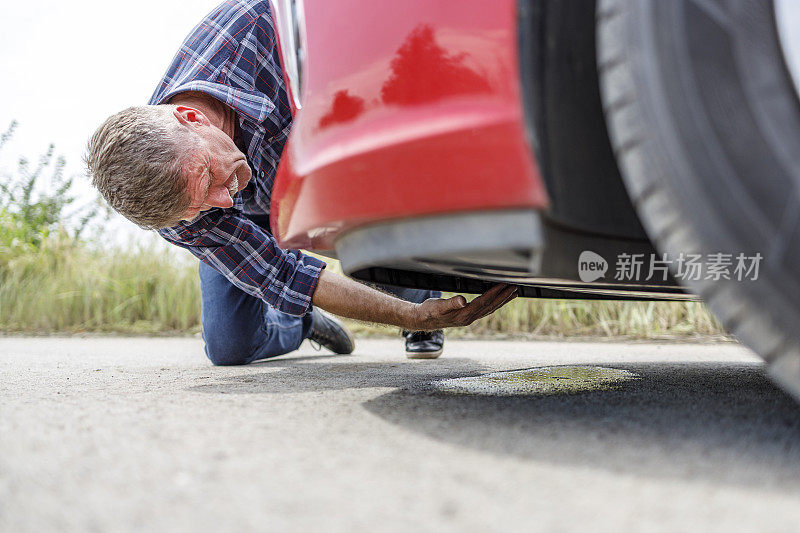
[2,336,799,532]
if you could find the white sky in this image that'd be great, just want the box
[0,0,221,245]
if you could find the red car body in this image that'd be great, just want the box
[271,0,546,251]
[268,0,800,401]
[268,0,689,301]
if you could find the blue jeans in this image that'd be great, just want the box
[199,261,441,365]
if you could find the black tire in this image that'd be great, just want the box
[597,0,800,398]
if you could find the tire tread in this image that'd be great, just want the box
[597,0,800,397]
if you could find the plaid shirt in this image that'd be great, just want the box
[148,0,325,317]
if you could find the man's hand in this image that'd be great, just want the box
[409,284,518,331]
[311,269,518,331]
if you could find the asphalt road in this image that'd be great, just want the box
[2,336,800,532]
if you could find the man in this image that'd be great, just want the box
[86,0,517,366]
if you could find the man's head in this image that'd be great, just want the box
[86,104,251,229]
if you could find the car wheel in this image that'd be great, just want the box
[597,0,800,398]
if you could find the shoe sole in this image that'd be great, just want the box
[340,328,356,354]
[406,348,443,359]
[315,310,356,354]
[334,321,356,355]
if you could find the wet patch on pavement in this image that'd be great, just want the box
[430,366,640,396]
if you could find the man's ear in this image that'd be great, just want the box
[173,106,211,127]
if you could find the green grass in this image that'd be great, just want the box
[0,238,727,339]
[451,296,724,339]
[0,237,201,334]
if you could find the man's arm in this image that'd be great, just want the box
[312,269,518,331]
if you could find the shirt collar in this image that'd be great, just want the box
[152,80,275,125]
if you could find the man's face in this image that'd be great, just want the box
[178,113,252,222]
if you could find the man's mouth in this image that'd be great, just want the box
[228,161,252,197]
[227,174,239,198]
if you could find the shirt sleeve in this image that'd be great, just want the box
[158,209,325,316]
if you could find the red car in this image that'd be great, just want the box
[268,0,800,399]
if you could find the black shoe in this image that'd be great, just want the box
[403,330,444,359]
[308,308,355,354]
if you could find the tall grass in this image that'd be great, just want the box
[0,121,199,334]
[459,296,723,339]
[0,237,201,334]
[0,240,725,338]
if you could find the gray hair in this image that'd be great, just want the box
[85,105,198,230]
